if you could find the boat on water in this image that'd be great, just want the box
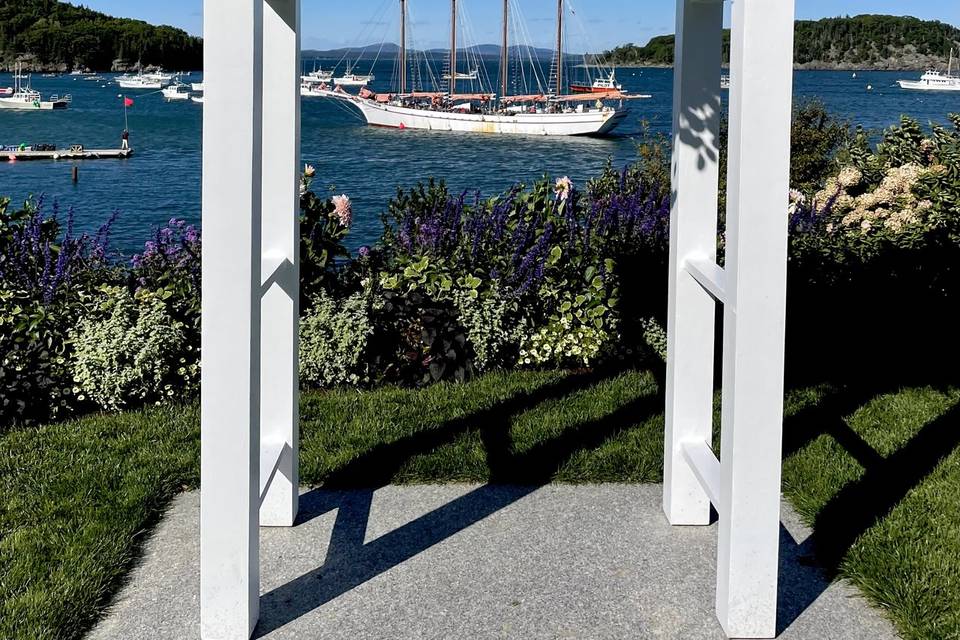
[721,74,730,90]
[898,48,960,92]
[116,72,166,90]
[301,64,333,83]
[333,64,375,87]
[162,83,191,101]
[569,69,623,93]
[319,0,638,136]
[191,82,205,92]
[442,69,480,81]
[192,95,205,104]
[0,65,71,110]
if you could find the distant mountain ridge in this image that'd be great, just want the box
[596,15,960,71]
[0,0,202,72]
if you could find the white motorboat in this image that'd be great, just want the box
[333,63,375,86]
[0,65,71,110]
[162,83,191,101]
[191,82,205,92]
[301,66,333,83]
[144,69,176,85]
[898,48,960,92]
[191,95,205,104]
[116,73,165,90]
[442,69,480,81]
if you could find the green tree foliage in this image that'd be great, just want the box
[0,0,202,70]
[597,15,960,68]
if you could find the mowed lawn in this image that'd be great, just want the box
[1,369,959,639]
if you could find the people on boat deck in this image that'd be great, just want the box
[121,129,129,150]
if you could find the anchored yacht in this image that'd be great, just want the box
[898,48,960,92]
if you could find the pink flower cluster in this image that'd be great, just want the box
[332,194,352,228]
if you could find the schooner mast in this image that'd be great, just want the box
[500,0,508,98]
[554,0,564,94]
[399,0,407,94]
[449,0,457,92]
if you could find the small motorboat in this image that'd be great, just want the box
[162,83,191,101]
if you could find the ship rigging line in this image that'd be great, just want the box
[327,0,392,75]
[510,0,549,96]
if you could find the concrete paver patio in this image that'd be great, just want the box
[88,484,898,639]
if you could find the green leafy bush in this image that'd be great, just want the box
[299,290,373,388]
[71,287,195,411]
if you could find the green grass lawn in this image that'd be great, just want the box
[1,369,959,639]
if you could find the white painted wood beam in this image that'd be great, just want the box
[663,0,724,526]
[715,0,796,636]
[259,0,301,529]
[684,255,728,304]
[680,440,722,508]
[199,0,264,637]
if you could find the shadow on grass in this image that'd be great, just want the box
[253,369,664,637]
[781,379,960,575]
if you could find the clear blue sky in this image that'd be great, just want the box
[78,0,960,52]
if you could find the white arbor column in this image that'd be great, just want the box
[716,0,795,636]
[664,0,795,637]
[259,0,301,528]
[200,0,264,637]
[663,0,724,526]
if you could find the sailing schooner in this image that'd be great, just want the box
[315,0,638,136]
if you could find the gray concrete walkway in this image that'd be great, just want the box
[88,485,897,639]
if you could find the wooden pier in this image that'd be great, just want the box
[4,147,133,161]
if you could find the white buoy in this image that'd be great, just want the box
[867,84,873,91]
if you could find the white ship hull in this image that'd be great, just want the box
[897,79,960,92]
[331,94,626,136]
[0,97,68,110]
[117,78,164,90]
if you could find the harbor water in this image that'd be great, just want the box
[1,62,958,254]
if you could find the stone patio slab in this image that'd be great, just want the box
[88,484,898,639]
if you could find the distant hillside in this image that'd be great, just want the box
[596,15,960,70]
[0,0,202,72]
[304,43,555,61]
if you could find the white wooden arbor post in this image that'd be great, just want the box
[199,0,301,637]
[664,0,795,638]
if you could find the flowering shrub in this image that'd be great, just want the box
[71,287,194,411]
[300,165,352,305]
[130,218,201,332]
[376,164,669,376]
[452,282,525,372]
[299,289,373,387]
[787,113,960,380]
[0,197,117,426]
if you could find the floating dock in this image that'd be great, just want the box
[4,148,133,161]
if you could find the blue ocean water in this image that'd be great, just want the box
[1,62,958,254]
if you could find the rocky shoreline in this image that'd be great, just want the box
[0,55,179,74]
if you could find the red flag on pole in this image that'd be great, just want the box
[124,97,134,107]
